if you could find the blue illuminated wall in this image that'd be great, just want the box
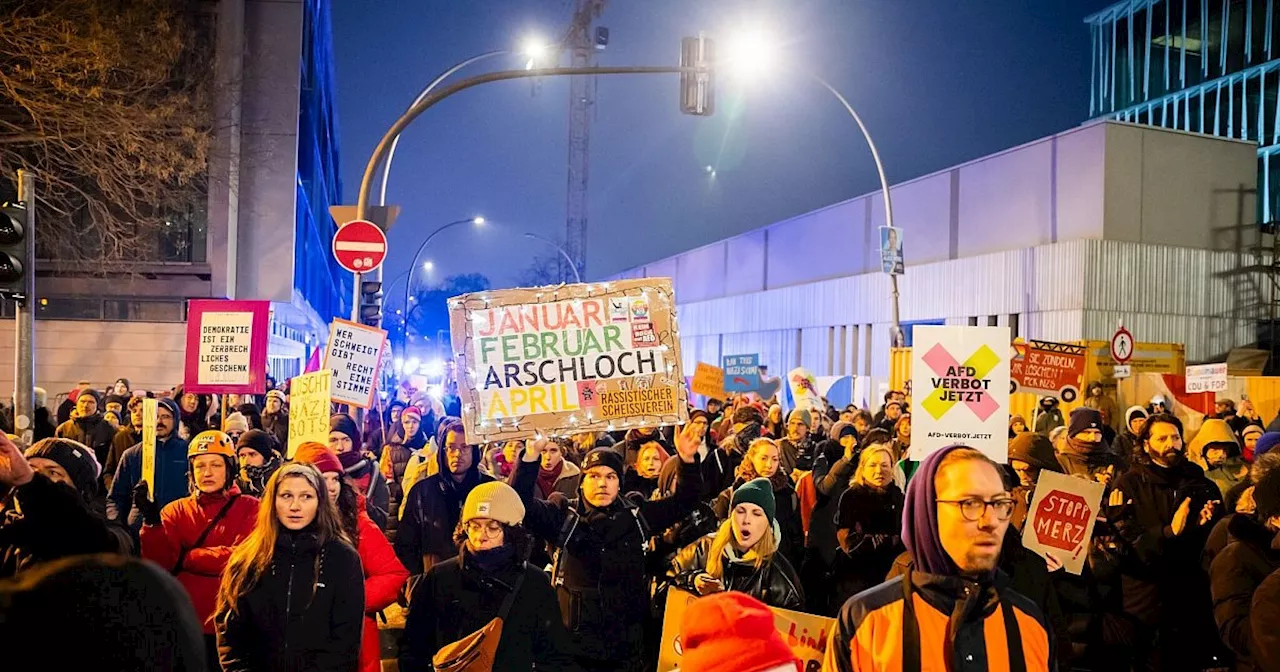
[295,0,348,324]
[1087,0,1280,221]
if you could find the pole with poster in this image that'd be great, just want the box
[141,398,158,499]
[287,369,333,459]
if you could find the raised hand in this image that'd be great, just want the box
[0,433,34,488]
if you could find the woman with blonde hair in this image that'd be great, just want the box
[711,437,804,567]
[670,478,804,610]
[831,440,905,605]
[214,463,365,671]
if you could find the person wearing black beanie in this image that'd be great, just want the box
[234,429,281,498]
[329,413,389,529]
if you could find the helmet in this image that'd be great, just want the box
[189,430,236,459]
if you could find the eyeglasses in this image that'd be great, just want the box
[937,497,1016,522]
[465,520,503,536]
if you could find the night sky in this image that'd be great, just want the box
[333,0,1117,299]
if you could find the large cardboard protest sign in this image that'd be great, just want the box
[287,369,332,459]
[657,588,833,672]
[448,278,688,444]
[141,398,158,499]
[722,354,760,392]
[690,362,725,399]
[787,367,823,413]
[323,318,387,409]
[1021,470,1106,575]
[910,326,1011,462]
[1010,339,1086,402]
[184,300,270,394]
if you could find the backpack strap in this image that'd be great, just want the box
[551,500,581,588]
[498,563,529,620]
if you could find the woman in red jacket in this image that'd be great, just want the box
[137,430,259,671]
[294,442,409,672]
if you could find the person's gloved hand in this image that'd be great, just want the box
[132,481,162,526]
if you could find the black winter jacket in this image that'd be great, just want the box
[1210,514,1280,671]
[833,483,904,603]
[399,546,578,672]
[512,450,702,665]
[669,534,803,610]
[712,476,804,570]
[0,474,126,578]
[216,530,364,672]
[1110,460,1223,583]
[394,451,493,575]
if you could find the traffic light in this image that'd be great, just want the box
[679,35,715,116]
[0,202,29,300]
[360,280,382,326]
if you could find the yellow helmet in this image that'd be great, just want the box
[189,430,236,459]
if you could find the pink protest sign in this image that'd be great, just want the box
[183,300,271,394]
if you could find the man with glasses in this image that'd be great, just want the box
[823,444,1054,671]
[1109,413,1225,670]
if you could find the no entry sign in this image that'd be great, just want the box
[1021,470,1105,575]
[332,220,387,273]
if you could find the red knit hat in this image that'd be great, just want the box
[401,405,423,422]
[679,592,801,672]
[292,441,342,474]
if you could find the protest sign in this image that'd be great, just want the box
[879,225,904,275]
[1021,470,1105,575]
[1186,363,1229,393]
[141,398,157,499]
[184,300,270,394]
[448,278,688,444]
[722,354,760,392]
[690,362,725,399]
[657,588,833,672]
[1010,339,1086,402]
[323,318,387,409]
[787,367,823,413]
[910,326,1011,462]
[287,370,332,458]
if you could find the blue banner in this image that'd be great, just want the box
[722,354,761,392]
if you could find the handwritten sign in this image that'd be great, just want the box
[657,588,832,672]
[184,300,270,394]
[910,326,1011,462]
[287,370,332,458]
[323,318,387,409]
[690,363,725,399]
[787,367,823,413]
[141,398,157,499]
[1186,363,1228,393]
[1010,340,1086,401]
[722,354,760,392]
[1021,470,1105,575]
[448,278,688,443]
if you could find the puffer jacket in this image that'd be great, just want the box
[216,530,364,672]
[669,534,803,610]
[352,503,408,672]
[140,486,259,634]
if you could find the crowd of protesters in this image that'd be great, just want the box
[7,373,1280,671]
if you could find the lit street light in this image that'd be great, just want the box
[422,261,434,271]
[403,216,485,348]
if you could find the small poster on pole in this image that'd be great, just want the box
[323,318,387,409]
[141,398,157,499]
[1021,470,1106,575]
[690,362,725,399]
[287,370,333,459]
[722,354,761,392]
[184,300,270,394]
[879,226,904,275]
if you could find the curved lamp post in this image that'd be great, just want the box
[403,216,485,345]
[523,232,582,283]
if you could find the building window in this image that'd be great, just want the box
[1009,313,1020,339]
[902,319,946,347]
[104,300,186,322]
[37,298,102,320]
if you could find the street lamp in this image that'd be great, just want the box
[523,233,582,283]
[403,216,485,347]
[378,44,550,206]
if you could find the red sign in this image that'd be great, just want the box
[332,220,387,273]
[1009,340,1085,401]
[1110,326,1134,364]
[1032,490,1091,552]
[183,300,271,394]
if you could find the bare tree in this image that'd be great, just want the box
[0,0,213,268]
[516,253,564,287]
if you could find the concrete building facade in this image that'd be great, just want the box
[609,121,1262,396]
[0,0,346,396]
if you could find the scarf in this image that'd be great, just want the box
[537,460,564,498]
[467,542,516,574]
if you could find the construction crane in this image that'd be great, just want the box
[561,0,606,282]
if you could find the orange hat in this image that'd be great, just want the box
[292,441,343,475]
[679,592,801,672]
[188,430,236,459]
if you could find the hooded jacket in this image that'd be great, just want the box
[823,445,1055,672]
[139,485,259,634]
[1113,406,1149,466]
[1034,397,1064,435]
[399,542,578,672]
[512,447,703,664]
[107,433,190,533]
[1188,419,1242,471]
[669,534,804,611]
[1082,381,1120,432]
[1209,514,1280,671]
[352,501,408,672]
[105,424,143,485]
[393,443,493,575]
[215,529,364,672]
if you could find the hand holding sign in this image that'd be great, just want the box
[675,423,700,464]
[1021,471,1105,575]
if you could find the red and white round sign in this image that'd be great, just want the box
[332,220,387,273]
[1110,326,1134,365]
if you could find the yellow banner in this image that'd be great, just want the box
[657,588,834,672]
